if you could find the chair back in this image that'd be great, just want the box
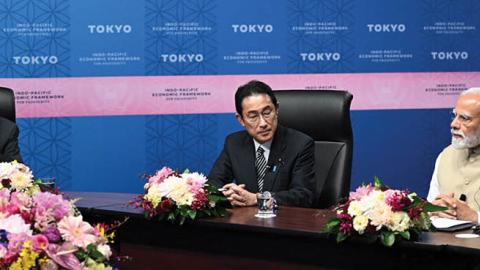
[0,87,16,122]
[274,90,353,208]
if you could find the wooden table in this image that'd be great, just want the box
[67,192,480,270]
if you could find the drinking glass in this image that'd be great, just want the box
[255,191,276,218]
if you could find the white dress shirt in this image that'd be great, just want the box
[253,139,272,162]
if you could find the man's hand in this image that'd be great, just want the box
[431,193,478,222]
[221,183,257,207]
[431,193,457,219]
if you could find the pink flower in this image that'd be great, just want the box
[339,221,353,234]
[0,189,10,206]
[7,232,30,253]
[31,234,49,251]
[191,191,208,210]
[33,192,72,231]
[57,216,97,249]
[33,192,72,220]
[0,245,6,259]
[185,173,208,193]
[45,243,81,270]
[349,184,374,201]
[337,213,353,234]
[148,167,174,185]
[384,189,411,211]
[9,191,32,213]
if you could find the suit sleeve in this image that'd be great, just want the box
[207,138,234,189]
[0,123,23,163]
[274,138,315,207]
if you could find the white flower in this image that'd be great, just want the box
[0,162,16,179]
[368,201,393,229]
[97,244,112,259]
[347,200,362,217]
[353,215,369,234]
[0,214,32,235]
[388,211,411,232]
[10,171,32,190]
[158,176,194,206]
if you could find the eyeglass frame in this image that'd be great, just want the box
[242,105,277,125]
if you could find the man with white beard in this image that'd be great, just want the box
[428,87,480,223]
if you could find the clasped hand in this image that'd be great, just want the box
[221,183,257,207]
[431,193,478,222]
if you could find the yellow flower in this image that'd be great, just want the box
[388,211,411,232]
[347,201,362,217]
[10,171,32,190]
[353,215,369,234]
[10,241,39,270]
[145,184,162,207]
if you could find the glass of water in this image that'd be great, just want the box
[255,191,276,218]
[39,177,56,189]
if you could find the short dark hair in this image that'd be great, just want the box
[234,80,278,116]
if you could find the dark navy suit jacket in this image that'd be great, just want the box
[0,117,22,163]
[208,125,315,207]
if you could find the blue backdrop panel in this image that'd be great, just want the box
[145,0,218,75]
[217,0,287,74]
[1,0,478,77]
[0,0,71,78]
[70,0,145,76]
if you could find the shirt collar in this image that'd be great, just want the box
[253,139,272,152]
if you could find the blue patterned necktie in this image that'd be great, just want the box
[255,146,267,192]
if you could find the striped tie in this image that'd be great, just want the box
[255,146,267,192]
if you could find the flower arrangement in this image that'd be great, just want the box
[0,161,116,269]
[132,167,229,225]
[322,177,446,247]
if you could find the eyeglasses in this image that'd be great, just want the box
[244,108,276,125]
[451,111,480,125]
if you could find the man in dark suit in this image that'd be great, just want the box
[208,80,315,208]
[0,117,23,163]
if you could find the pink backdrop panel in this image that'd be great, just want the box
[0,71,478,118]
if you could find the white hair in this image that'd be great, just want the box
[461,87,480,96]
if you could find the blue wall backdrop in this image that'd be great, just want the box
[0,0,478,199]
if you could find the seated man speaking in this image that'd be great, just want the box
[208,80,315,208]
[428,87,480,223]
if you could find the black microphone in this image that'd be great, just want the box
[460,194,467,202]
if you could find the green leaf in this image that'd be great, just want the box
[209,195,226,202]
[89,249,104,261]
[75,250,88,261]
[365,234,377,244]
[187,210,197,220]
[380,231,395,247]
[374,176,381,188]
[407,196,422,208]
[179,216,186,225]
[399,231,410,240]
[336,232,347,243]
[320,219,341,233]
[423,202,448,212]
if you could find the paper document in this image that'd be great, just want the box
[431,217,473,229]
